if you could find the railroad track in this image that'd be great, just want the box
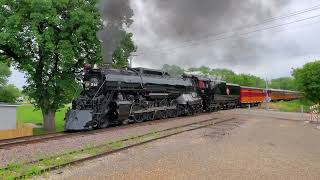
[0,112,217,149]
[1,117,240,179]
[0,132,68,149]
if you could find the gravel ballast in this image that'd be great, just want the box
[40,110,320,180]
[0,111,234,167]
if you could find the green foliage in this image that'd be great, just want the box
[188,66,266,88]
[0,62,20,103]
[269,77,297,90]
[0,62,11,86]
[0,84,20,103]
[293,60,320,103]
[232,74,266,88]
[209,68,237,82]
[271,99,313,112]
[170,65,300,90]
[162,64,185,76]
[0,0,102,130]
[17,104,68,134]
[189,66,211,75]
[112,32,137,68]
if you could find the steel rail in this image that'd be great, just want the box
[12,117,236,179]
[0,112,217,149]
[17,117,220,167]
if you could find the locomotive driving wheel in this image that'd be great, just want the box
[167,110,177,118]
[134,113,144,123]
[100,120,109,129]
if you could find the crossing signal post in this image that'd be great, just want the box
[309,104,320,123]
[264,78,271,110]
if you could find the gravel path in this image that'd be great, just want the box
[232,109,310,121]
[41,110,320,180]
[0,111,233,167]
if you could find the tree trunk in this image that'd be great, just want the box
[42,110,56,132]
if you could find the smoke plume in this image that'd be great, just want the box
[130,0,297,68]
[98,0,134,64]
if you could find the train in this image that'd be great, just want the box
[64,65,300,131]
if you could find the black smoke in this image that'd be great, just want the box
[98,0,134,64]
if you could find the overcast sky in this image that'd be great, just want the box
[9,0,320,88]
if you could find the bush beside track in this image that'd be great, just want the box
[260,100,313,113]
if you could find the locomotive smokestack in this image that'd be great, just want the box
[98,0,134,65]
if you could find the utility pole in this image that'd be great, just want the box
[265,77,270,110]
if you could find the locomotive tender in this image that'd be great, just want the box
[65,65,300,131]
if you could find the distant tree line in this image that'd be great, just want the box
[161,64,298,91]
[0,62,20,103]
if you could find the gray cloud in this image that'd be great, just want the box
[9,0,320,88]
[129,0,314,74]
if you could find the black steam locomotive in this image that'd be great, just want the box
[65,65,239,131]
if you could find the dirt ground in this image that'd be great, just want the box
[41,110,320,180]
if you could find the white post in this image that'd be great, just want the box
[265,77,269,111]
[316,104,320,124]
[301,105,305,122]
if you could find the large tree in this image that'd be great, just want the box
[0,0,102,131]
[112,32,137,68]
[293,61,320,103]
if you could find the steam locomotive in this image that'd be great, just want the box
[64,65,299,131]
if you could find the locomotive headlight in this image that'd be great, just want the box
[84,81,91,88]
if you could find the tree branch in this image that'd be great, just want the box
[0,45,20,62]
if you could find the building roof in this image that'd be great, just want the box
[0,103,20,107]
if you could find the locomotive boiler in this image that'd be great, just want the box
[65,65,202,131]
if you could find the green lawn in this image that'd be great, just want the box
[17,104,69,134]
[271,99,313,113]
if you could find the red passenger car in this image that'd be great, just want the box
[240,86,266,105]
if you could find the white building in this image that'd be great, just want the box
[0,104,19,130]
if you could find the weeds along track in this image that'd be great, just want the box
[0,112,216,149]
[0,117,241,179]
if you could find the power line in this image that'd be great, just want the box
[137,3,320,56]
[138,13,320,56]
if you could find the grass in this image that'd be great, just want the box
[268,99,314,113]
[0,129,165,179]
[17,104,69,134]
